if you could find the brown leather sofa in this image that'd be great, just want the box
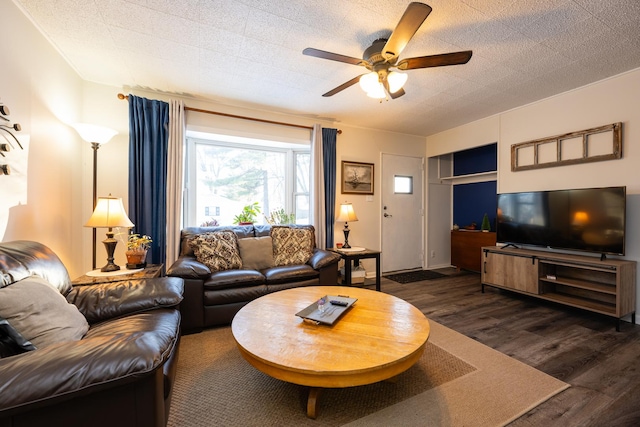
[0,240,184,427]
[167,224,340,332]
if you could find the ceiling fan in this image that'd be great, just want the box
[303,2,472,100]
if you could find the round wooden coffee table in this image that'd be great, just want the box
[231,286,430,418]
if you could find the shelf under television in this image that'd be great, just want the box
[536,292,617,317]
[538,276,616,295]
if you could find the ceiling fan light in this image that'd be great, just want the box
[359,72,379,92]
[366,83,386,99]
[388,71,408,94]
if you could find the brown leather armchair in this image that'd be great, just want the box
[0,241,184,427]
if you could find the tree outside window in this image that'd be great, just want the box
[187,138,309,226]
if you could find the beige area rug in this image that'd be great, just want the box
[168,321,568,427]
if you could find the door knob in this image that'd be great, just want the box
[384,213,392,218]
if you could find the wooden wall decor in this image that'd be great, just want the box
[511,122,622,172]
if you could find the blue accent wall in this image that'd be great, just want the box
[453,181,497,229]
[452,143,498,229]
[454,144,497,176]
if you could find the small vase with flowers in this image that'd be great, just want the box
[125,233,152,269]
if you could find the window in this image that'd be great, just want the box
[394,175,413,194]
[185,136,309,227]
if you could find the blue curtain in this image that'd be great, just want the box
[322,128,337,248]
[128,95,169,266]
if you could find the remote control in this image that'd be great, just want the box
[330,300,348,306]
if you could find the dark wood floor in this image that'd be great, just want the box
[364,270,640,427]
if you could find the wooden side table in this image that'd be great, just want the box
[72,264,163,286]
[451,230,496,272]
[329,248,381,291]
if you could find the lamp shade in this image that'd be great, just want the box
[337,203,358,222]
[387,71,408,94]
[359,72,386,99]
[85,196,134,228]
[359,71,407,98]
[72,123,118,144]
[359,72,379,92]
[365,84,386,99]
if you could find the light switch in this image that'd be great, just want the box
[366,195,373,202]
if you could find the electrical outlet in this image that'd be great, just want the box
[430,250,436,258]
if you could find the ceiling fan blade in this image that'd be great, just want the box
[382,2,432,62]
[390,87,405,99]
[397,50,473,70]
[303,48,364,66]
[322,75,364,97]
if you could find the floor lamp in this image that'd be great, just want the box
[72,123,118,269]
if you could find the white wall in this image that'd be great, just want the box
[426,115,500,158]
[498,69,640,194]
[427,68,640,193]
[1,3,154,277]
[0,1,84,277]
[426,67,640,321]
[335,125,425,273]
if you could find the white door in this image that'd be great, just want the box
[381,154,424,272]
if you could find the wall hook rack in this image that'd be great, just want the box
[0,100,24,176]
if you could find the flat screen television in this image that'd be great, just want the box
[496,186,626,256]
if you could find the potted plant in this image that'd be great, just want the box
[481,213,491,232]
[126,233,152,268]
[200,218,219,227]
[233,202,261,225]
[265,208,295,225]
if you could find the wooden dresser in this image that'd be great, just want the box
[451,230,496,272]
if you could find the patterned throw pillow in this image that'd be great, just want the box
[271,226,314,266]
[189,231,242,272]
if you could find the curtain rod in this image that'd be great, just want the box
[117,93,341,134]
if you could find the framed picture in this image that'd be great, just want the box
[341,161,374,195]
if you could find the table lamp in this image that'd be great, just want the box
[85,195,134,272]
[336,202,358,249]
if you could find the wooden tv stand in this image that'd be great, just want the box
[481,246,636,331]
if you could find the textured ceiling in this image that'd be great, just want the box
[13,0,640,137]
